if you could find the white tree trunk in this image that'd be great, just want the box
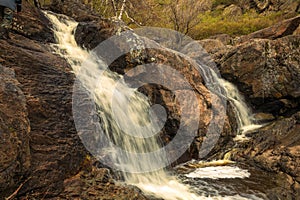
[118,0,127,20]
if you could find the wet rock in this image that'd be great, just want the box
[0,30,87,198]
[201,14,300,199]
[49,0,126,50]
[73,15,237,162]
[75,20,119,49]
[122,47,234,162]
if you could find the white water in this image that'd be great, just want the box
[45,11,261,200]
[220,80,262,140]
[186,166,250,179]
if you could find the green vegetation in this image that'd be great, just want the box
[191,10,289,39]
[82,0,300,39]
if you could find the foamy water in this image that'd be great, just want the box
[186,166,250,179]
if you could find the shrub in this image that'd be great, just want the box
[190,10,293,39]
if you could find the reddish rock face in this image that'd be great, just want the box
[0,64,30,197]
[0,24,85,199]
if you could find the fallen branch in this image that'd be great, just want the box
[5,177,31,200]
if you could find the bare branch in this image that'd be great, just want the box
[166,0,208,34]
[118,0,127,20]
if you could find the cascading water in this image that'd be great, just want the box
[179,40,262,140]
[220,80,262,140]
[45,11,264,200]
[45,11,200,200]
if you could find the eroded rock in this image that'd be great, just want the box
[0,65,30,197]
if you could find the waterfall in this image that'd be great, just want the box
[179,40,262,139]
[45,11,200,200]
[220,80,262,139]
[44,11,260,200]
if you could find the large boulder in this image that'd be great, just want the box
[0,30,86,198]
[218,35,300,116]
[75,20,119,49]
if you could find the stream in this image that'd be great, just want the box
[45,11,273,200]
